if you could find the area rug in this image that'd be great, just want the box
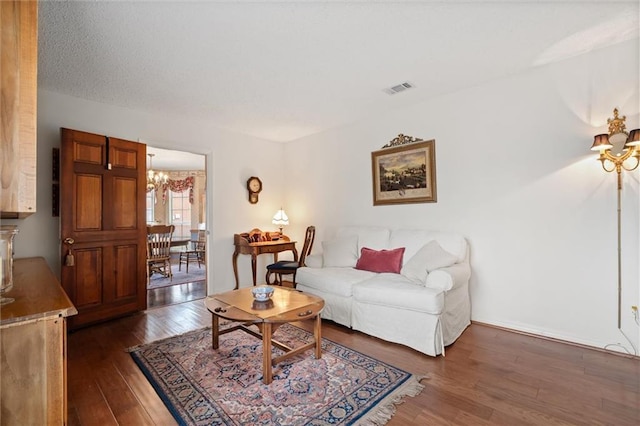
[128,323,425,425]
[148,263,206,289]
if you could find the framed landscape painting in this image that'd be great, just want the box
[371,139,437,205]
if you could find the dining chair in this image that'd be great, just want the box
[265,225,315,287]
[147,224,175,285]
[179,229,206,273]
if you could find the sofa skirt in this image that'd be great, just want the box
[351,302,444,356]
[297,284,353,327]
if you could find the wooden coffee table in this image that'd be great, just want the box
[204,287,324,384]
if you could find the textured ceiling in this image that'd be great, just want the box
[39,1,639,144]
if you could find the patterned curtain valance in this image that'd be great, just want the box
[146,176,195,204]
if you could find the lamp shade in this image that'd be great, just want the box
[272,209,289,226]
[591,134,613,151]
[625,129,640,147]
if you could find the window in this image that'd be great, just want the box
[170,190,191,239]
[146,191,155,224]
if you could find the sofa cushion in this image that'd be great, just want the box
[296,266,376,297]
[390,229,467,264]
[389,229,432,265]
[352,274,444,315]
[401,240,458,284]
[355,247,405,274]
[421,241,458,272]
[304,253,323,268]
[337,226,390,252]
[322,235,359,267]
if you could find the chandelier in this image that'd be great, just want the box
[147,153,168,190]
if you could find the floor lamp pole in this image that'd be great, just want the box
[616,171,622,330]
[604,156,638,355]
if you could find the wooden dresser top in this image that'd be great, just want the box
[1,257,77,327]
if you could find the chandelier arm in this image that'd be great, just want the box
[620,155,640,172]
[599,147,640,173]
[601,149,634,163]
[600,160,617,173]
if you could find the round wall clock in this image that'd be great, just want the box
[246,176,262,204]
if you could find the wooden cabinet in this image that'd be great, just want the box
[0,0,38,218]
[0,257,77,425]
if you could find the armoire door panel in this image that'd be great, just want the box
[112,177,137,229]
[73,140,104,165]
[110,145,138,169]
[75,174,102,231]
[72,248,103,308]
[114,244,138,299]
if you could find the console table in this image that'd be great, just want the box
[233,230,297,289]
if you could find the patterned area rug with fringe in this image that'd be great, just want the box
[129,323,425,425]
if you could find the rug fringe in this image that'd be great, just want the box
[355,374,427,426]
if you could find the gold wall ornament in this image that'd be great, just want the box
[607,108,628,136]
[381,133,424,149]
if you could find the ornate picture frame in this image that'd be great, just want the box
[371,134,437,205]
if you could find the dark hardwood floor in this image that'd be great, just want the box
[67,298,640,425]
[146,280,206,308]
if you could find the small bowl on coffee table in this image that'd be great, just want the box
[252,285,274,302]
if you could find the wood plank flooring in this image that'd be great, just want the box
[67,299,640,425]
[146,280,206,308]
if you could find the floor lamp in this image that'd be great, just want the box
[590,108,640,336]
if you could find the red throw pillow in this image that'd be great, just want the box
[355,247,405,274]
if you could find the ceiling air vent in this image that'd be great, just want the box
[383,81,415,95]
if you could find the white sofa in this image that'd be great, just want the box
[296,226,471,356]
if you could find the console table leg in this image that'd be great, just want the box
[232,251,240,289]
[251,254,258,286]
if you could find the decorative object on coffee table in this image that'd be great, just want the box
[251,285,274,301]
[129,323,425,425]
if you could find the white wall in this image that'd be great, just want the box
[283,39,640,353]
[4,90,289,293]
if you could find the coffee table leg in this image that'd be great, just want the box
[212,314,219,349]
[314,314,322,359]
[263,322,273,384]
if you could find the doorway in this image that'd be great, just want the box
[144,146,207,308]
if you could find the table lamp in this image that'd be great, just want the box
[272,208,289,235]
